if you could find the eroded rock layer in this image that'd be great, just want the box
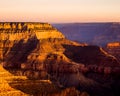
[106,42,120,62]
[0,22,120,96]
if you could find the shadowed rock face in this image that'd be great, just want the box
[0,22,120,96]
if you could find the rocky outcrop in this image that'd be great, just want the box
[106,42,120,62]
[107,42,120,48]
[0,22,64,40]
[0,22,53,30]
[0,22,120,96]
[0,22,64,61]
[1,64,86,96]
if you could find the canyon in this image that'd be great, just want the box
[0,22,120,96]
[53,23,120,46]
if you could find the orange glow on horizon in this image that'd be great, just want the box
[0,0,120,23]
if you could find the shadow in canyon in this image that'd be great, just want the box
[62,44,120,96]
[2,39,120,96]
[3,35,39,69]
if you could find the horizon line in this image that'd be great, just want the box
[0,21,120,24]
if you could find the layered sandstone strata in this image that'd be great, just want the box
[0,22,120,96]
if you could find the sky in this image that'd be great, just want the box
[0,0,120,23]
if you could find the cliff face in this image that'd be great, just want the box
[0,22,120,96]
[0,22,64,61]
[106,42,120,62]
[0,22,64,40]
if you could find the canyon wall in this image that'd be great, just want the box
[0,22,120,96]
[106,42,120,62]
[0,22,65,40]
[0,22,65,61]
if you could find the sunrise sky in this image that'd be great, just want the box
[0,0,120,23]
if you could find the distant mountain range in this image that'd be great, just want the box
[53,23,120,46]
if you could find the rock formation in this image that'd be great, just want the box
[0,22,120,96]
[106,42,120,62]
